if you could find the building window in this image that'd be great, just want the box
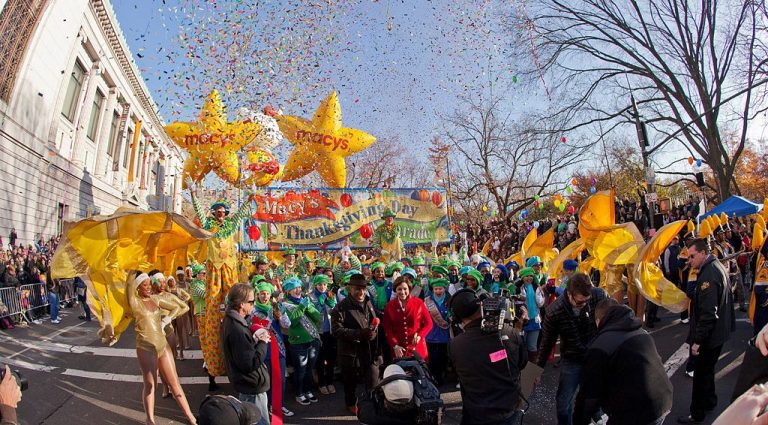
[61,60,85,121]
[123,127,133,168]
[86,89,104,141]
[106,111,119,158]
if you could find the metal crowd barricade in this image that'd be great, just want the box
[58,278,76,305]
[0,283,49,325]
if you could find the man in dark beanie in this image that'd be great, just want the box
[331,272,382,415]
[449,288,527,425]
[198,394,267,425]
[574,299,672,425]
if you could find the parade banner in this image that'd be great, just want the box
[241,188,450,250]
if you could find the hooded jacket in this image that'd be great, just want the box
[574,305,672,425]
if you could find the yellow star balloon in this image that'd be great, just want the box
[276,91,376,188]
[165,90,261,187]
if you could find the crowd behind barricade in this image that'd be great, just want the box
[0,232,89,329]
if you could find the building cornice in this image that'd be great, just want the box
[88,0,175,151]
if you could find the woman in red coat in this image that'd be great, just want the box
[383,275,433,361]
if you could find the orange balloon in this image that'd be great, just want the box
[687,156,694,165]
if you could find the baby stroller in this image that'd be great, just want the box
[357,354,443,425]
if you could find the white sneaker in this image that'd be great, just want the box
[319,386,329,395]
[295,395,310,406]
[51,319,61,324]
[681,318,690,324]
[282,407,295,417]
[685,370,694,378]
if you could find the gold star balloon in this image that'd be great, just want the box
[276,91,376,188]
[165,90,261,187]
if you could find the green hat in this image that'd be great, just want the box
[431,265,449,277]
[252,254,268,265]
[313,274,330,286]
[429,278,449,288]
[447,260,461,269]
[519,267,535,279]
[283,247,296,256]
[381,207,396,218]
[385,262,405,276]
[210,200,230,212]
[282,277,302,292]
[463,269,484,285]
[370,262,386,272]
[255,282,274,294]
[412,256,426,266]
[251,274,267,286]
[343,269,363,284]
[315,258,329,269]
[190,263,206,277]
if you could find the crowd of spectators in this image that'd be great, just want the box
[0,231,60,288]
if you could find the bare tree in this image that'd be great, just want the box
[442,95,591,220]
[516,0,768,202]
[346,135,431,188]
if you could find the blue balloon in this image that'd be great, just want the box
[696,159,702,167]
[533,221,540,228]
[590,186,596,193]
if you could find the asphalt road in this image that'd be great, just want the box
[0,304,755,425]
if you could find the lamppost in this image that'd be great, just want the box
[630,95,656,231]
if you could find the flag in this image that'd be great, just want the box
[634,220,689,313]
[578,190,643,265]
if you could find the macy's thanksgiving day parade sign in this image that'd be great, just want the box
[241,188,450,250]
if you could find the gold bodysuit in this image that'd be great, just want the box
[128,278,190,357]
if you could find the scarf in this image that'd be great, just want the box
[313,288,327,311]
[425,294,449,329]
[524,282,539,320]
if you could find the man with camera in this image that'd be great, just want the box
[449,288,527,425]
[1,364,22,425]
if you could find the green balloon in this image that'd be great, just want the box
[538,203,544,210]
[566,186,572,194]
[559,203,566,211]
[534,195,540,201]
[512,75,518,83]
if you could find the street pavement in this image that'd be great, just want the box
[0,304,755,425]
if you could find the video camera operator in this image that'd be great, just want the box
[449,288,528,425]
[0,364,22,425]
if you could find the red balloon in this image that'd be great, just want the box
[431,191,442,206]
[568,205,575,214]
[248,225,261,241]
[360,223,373,239]
[340,193,353,208]
[418,189,430,202]
[561,136,567,143]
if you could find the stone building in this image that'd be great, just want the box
[0,0,184,246]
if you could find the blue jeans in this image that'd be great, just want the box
[524,330,540,352]
[290,339,320,396]
[48,292,59,321]
[238,392,270,425]
[556,358,582,425]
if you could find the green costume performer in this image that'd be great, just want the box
[191,194,251,376]
[372,208,403,262]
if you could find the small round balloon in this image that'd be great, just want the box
[591,177,597,186]
[559,203,566,212]
[534,194,540,201]
[568,205,575,214]
[247,225,261,241]
[566,186,572,194]
[340,193,353,208]
[688,156,694,165]
[359,223,373,239]
[538,203,544,210]
[431,191,443,207]
[696,159,702,167]
[533,221,540,228]
[590,186,597,194]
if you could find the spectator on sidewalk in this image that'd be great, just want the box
[47,279,60,324]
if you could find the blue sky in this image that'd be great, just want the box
[112,0,534,157]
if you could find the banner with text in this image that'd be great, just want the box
[241,188,450,251]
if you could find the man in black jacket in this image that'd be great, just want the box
[450,288,527,425]
[330,273,382,415]
[574,299,672,425]
[537,273,606,425]
[221,283,271,423]
[678,238,734,424]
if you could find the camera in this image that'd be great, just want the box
[0,364,28,391]
[480,289,512,334]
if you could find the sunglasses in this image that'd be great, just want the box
[246,298,255,304]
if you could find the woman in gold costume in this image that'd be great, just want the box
[128,272,196,425]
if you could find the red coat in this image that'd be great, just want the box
[383,296,433,361]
